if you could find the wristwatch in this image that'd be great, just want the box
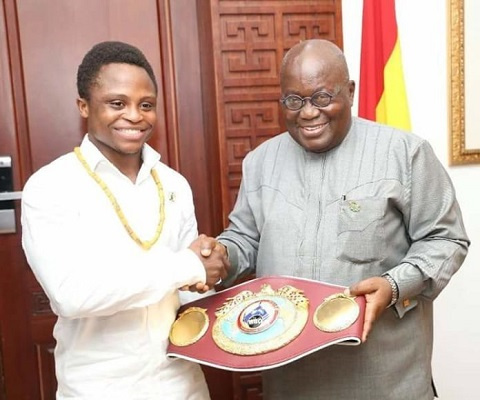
[383,274,399,308]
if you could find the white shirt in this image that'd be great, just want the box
[21,135,210,399]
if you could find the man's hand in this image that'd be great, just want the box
[184,234,230,293]
[345,276,393,342]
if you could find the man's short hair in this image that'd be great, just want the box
[77,41,158,100]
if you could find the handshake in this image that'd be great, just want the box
[185,234,230,293]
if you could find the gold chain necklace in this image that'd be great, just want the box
[74,147,165,250]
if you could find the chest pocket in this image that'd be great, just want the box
[336,197,386,264]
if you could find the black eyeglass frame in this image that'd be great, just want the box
[279,81,350,111]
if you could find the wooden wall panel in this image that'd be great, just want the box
[168,0,224,236]
[15,0,169,173]
[233,371,263,400]
[35,343,56,400]
[199,0,343,222]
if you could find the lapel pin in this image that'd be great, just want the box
[348,200,361,212]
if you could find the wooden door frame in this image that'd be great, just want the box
[158,0,224,237]
[1,0,39,397]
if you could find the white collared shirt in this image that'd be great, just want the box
[21,135,210,399]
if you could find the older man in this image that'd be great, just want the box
[209,39,469,399]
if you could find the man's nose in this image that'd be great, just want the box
[124,106,142,122]
[300,100,320,118]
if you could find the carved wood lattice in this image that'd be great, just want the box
[208,0,343,213]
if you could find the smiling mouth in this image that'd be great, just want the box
[300,123,328,136]
[114,128,149,140]
[115,128,145,134]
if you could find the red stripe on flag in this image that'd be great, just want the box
[359,0,398,121]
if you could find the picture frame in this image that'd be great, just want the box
[449,0,480,165]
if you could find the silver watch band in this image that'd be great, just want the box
[384,274,399,308]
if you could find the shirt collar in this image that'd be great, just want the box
[79,134,161,182]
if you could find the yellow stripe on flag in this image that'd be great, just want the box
[359,0,411,132]
[375,40,411,131]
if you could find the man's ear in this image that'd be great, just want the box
[76,98,89,118]
[347,80,356,107]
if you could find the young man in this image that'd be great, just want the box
[21,41,227,399]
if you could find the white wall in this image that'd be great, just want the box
[342,1,480,399]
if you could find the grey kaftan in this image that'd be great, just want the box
[218,117,469,400]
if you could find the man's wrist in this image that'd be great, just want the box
[383,274,399,308]
[217,241,228,257]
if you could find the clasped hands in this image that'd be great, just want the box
[184,234,230,293]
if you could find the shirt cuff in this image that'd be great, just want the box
[386,263,424,318]
[171,248,207,288]
[217,241,239,287]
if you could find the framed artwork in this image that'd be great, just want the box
[449,0,480,164]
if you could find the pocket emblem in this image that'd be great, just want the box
[348,200,361,212]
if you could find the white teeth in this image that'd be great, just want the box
[303,124,326,131]
[118,129,141,134]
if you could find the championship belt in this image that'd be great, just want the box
[167,276,365,371]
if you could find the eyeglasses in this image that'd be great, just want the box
[280,83,347,111]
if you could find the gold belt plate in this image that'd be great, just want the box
[212,284,309,355]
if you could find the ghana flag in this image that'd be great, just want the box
[358,0,411,131]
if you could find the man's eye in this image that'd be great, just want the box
[311,92,332,107]
[286,97,302,106]
[141,103,154,110]
[110,101,124,108]
[313,93,330,100]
